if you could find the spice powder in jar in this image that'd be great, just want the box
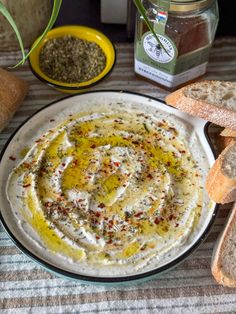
[134,0,219,90]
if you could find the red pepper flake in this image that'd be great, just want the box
[98,203,105,208]
[154,217,160,224]
[35,139,42,143]
[61,163,66,167]
[23,162,31,169]
[95,235,100,240]
[175,223,179,228]
[50,119,55,122]
[22,183,31,188]
[59,207,69,215]
[166,161,171,167]
[44,201,52,207]
[147,174,153,179]
[108,220,114,226]
[73,160,78,166]
[180,150,186,154]
[90,144,96,149]
[95,212,101,218]
[134,212,143,218]
[91,218,96,225]
[132,141,139,145]
[169,214,176,221]
[113,161,121,167]
[9,156,16,161]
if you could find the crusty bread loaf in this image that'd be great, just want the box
[206,141,236,204]
[220,128,236,137]
[165,80,236,130]
[0,68,28,132]
[212,202,236,287]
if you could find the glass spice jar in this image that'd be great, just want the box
[134,0,219,90]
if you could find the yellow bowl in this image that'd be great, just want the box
[29,25,116,93]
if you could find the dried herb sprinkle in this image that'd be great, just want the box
[39,35,106,83]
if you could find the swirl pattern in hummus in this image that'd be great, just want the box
[7,109,203,274]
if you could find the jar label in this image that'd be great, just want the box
[135,31,211,77]
[143,33,175,64]
[135,59,208,88]
[135,31,178,75]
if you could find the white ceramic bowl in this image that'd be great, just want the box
[0,91,218,285]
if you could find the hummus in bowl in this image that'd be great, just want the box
[0,91,217,283]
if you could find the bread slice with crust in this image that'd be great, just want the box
[212,202,236,287]
[220,128,236,137]
[215,135,235,152]
[206,141,236,204]
[0,68,28,132]
[165,80,236,130]
[218,128,236,150]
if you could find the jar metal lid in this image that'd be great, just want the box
[150,0,215,12]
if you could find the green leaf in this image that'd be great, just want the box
[0,1,26,61]
[12,0,63,67]
[133,0,169,55]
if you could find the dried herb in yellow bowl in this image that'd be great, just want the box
[29,25,116,93]
[39,36,107,84]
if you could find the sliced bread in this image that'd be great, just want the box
[212,202,236,287]
[220,128,236,137]
[215,135,234,152]
[218,128,236,151]
[165,80,236,130]
[206,141,236,204]
[0,68,28,132]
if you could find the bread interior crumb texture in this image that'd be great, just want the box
[222,144,236,178]
[185,81,236,111]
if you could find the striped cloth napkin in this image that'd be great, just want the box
[1,38,236,313]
